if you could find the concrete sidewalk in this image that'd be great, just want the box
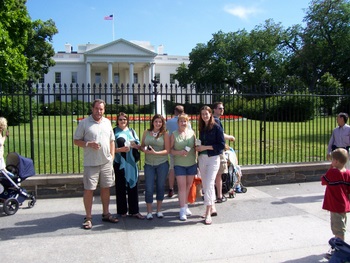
[0,181,340,263]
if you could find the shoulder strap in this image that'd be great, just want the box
[130,128,136,138]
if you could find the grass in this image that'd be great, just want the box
[5,115,335,174]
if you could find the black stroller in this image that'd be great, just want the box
[221,148,247,198]
[0,152,36,215]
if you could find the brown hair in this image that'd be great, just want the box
[198,106,215,133]
[92,99,106,108]
[148,114,166,138]
[117,112,129,127]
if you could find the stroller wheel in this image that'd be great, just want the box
[241,187,247,193]
[3,198,19,215]
[28,196,36,208]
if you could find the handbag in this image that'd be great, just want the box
[130,129,140,162]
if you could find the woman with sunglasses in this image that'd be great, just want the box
[141,114,170,220]
[113,112,144,219]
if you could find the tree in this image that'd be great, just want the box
[173,63,190,87]
[292,0,350,89]
[0,0,31,84]
[185,20,290,94]
[25,19,58,82]
[0,0,58,87]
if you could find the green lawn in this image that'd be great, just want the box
[5,115,334,174]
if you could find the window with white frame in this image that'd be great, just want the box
[95,73,101,84]
[71,72,78,83]
[114,73,119,84]
[55,72,61,84]
[39,72,45,84]
[170,74,175,84]
[155,73,160,82]
[133,73,138,84]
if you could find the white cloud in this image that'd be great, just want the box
[224,4,262,20]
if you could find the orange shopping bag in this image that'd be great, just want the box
[188,177,202,204]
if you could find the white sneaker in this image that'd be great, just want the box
[146,213,153,220]
[185,204,192,216]
[156,211,164,218]
[179,207,187,221]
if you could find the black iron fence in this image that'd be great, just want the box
[0,82,346,175]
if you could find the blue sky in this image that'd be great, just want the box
[26,0,310,56]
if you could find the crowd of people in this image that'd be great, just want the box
[73,100,235,229]
[72,98,350,258]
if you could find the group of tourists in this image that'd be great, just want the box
[73,99,235,229]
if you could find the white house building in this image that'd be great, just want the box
[41,39,195,110]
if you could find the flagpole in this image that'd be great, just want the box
[112,13,115,41]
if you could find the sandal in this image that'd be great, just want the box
[82,217,92,230]
[204,216,212,225]
[131,213,145,219]
[102,213,119,223]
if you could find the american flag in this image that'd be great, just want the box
[104,15,113,20]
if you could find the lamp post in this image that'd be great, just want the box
[151,77,159,114]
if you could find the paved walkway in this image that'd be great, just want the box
[0,181,342,262]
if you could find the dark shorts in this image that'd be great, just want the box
[174,164,197,176]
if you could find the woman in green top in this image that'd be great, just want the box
[141,114,170,220]
[170,114,197,221]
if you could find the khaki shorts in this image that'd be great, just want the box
[83,160,115,190]
[330,212,347,237]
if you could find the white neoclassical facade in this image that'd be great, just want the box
[41,39,194,109]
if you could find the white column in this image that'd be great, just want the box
[150,62,155,82]
[128,62,134,104]
[107,62,113,87]
[86,62,91,102]
[86,62,91,86]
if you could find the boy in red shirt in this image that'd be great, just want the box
[322,148,350,257]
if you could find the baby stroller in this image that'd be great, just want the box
[328,237,350,262]
[0,152,36,215]
[221,148,247,198]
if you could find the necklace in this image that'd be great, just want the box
[152,131,159,137]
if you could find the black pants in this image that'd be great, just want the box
[114,163,139,215]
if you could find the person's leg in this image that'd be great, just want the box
[215,172,223,199]
[176,175,186,208]
[168,154,175,197]
[83,189,94,219]
[114,163,127,215]
[155,161,169,213]
[100,187,111,215]
[127,182,140,215]
[99,161,118,222]
[144,164,155,214]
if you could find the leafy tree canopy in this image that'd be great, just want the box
[0,0,58,87]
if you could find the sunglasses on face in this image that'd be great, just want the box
[118,118,127,121]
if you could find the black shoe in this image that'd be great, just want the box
[168,188,174,198]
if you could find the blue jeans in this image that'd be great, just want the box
[144,161,169,204]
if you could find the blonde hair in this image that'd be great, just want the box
[331,148,349,165]
[177,113,189,123]
[0,117,8,132]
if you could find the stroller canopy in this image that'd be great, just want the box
[6,152,35,179]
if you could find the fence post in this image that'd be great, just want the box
[27,79,35,163]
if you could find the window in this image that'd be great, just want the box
[155,73,160,82]
[55,72,61,84]
[133,73,138,84]
[39,72,45,84]
[95,73,101,84]
[71,72,78,83]
[114,73,119,84]
[170,74,175,84]
[171,95,175,102]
